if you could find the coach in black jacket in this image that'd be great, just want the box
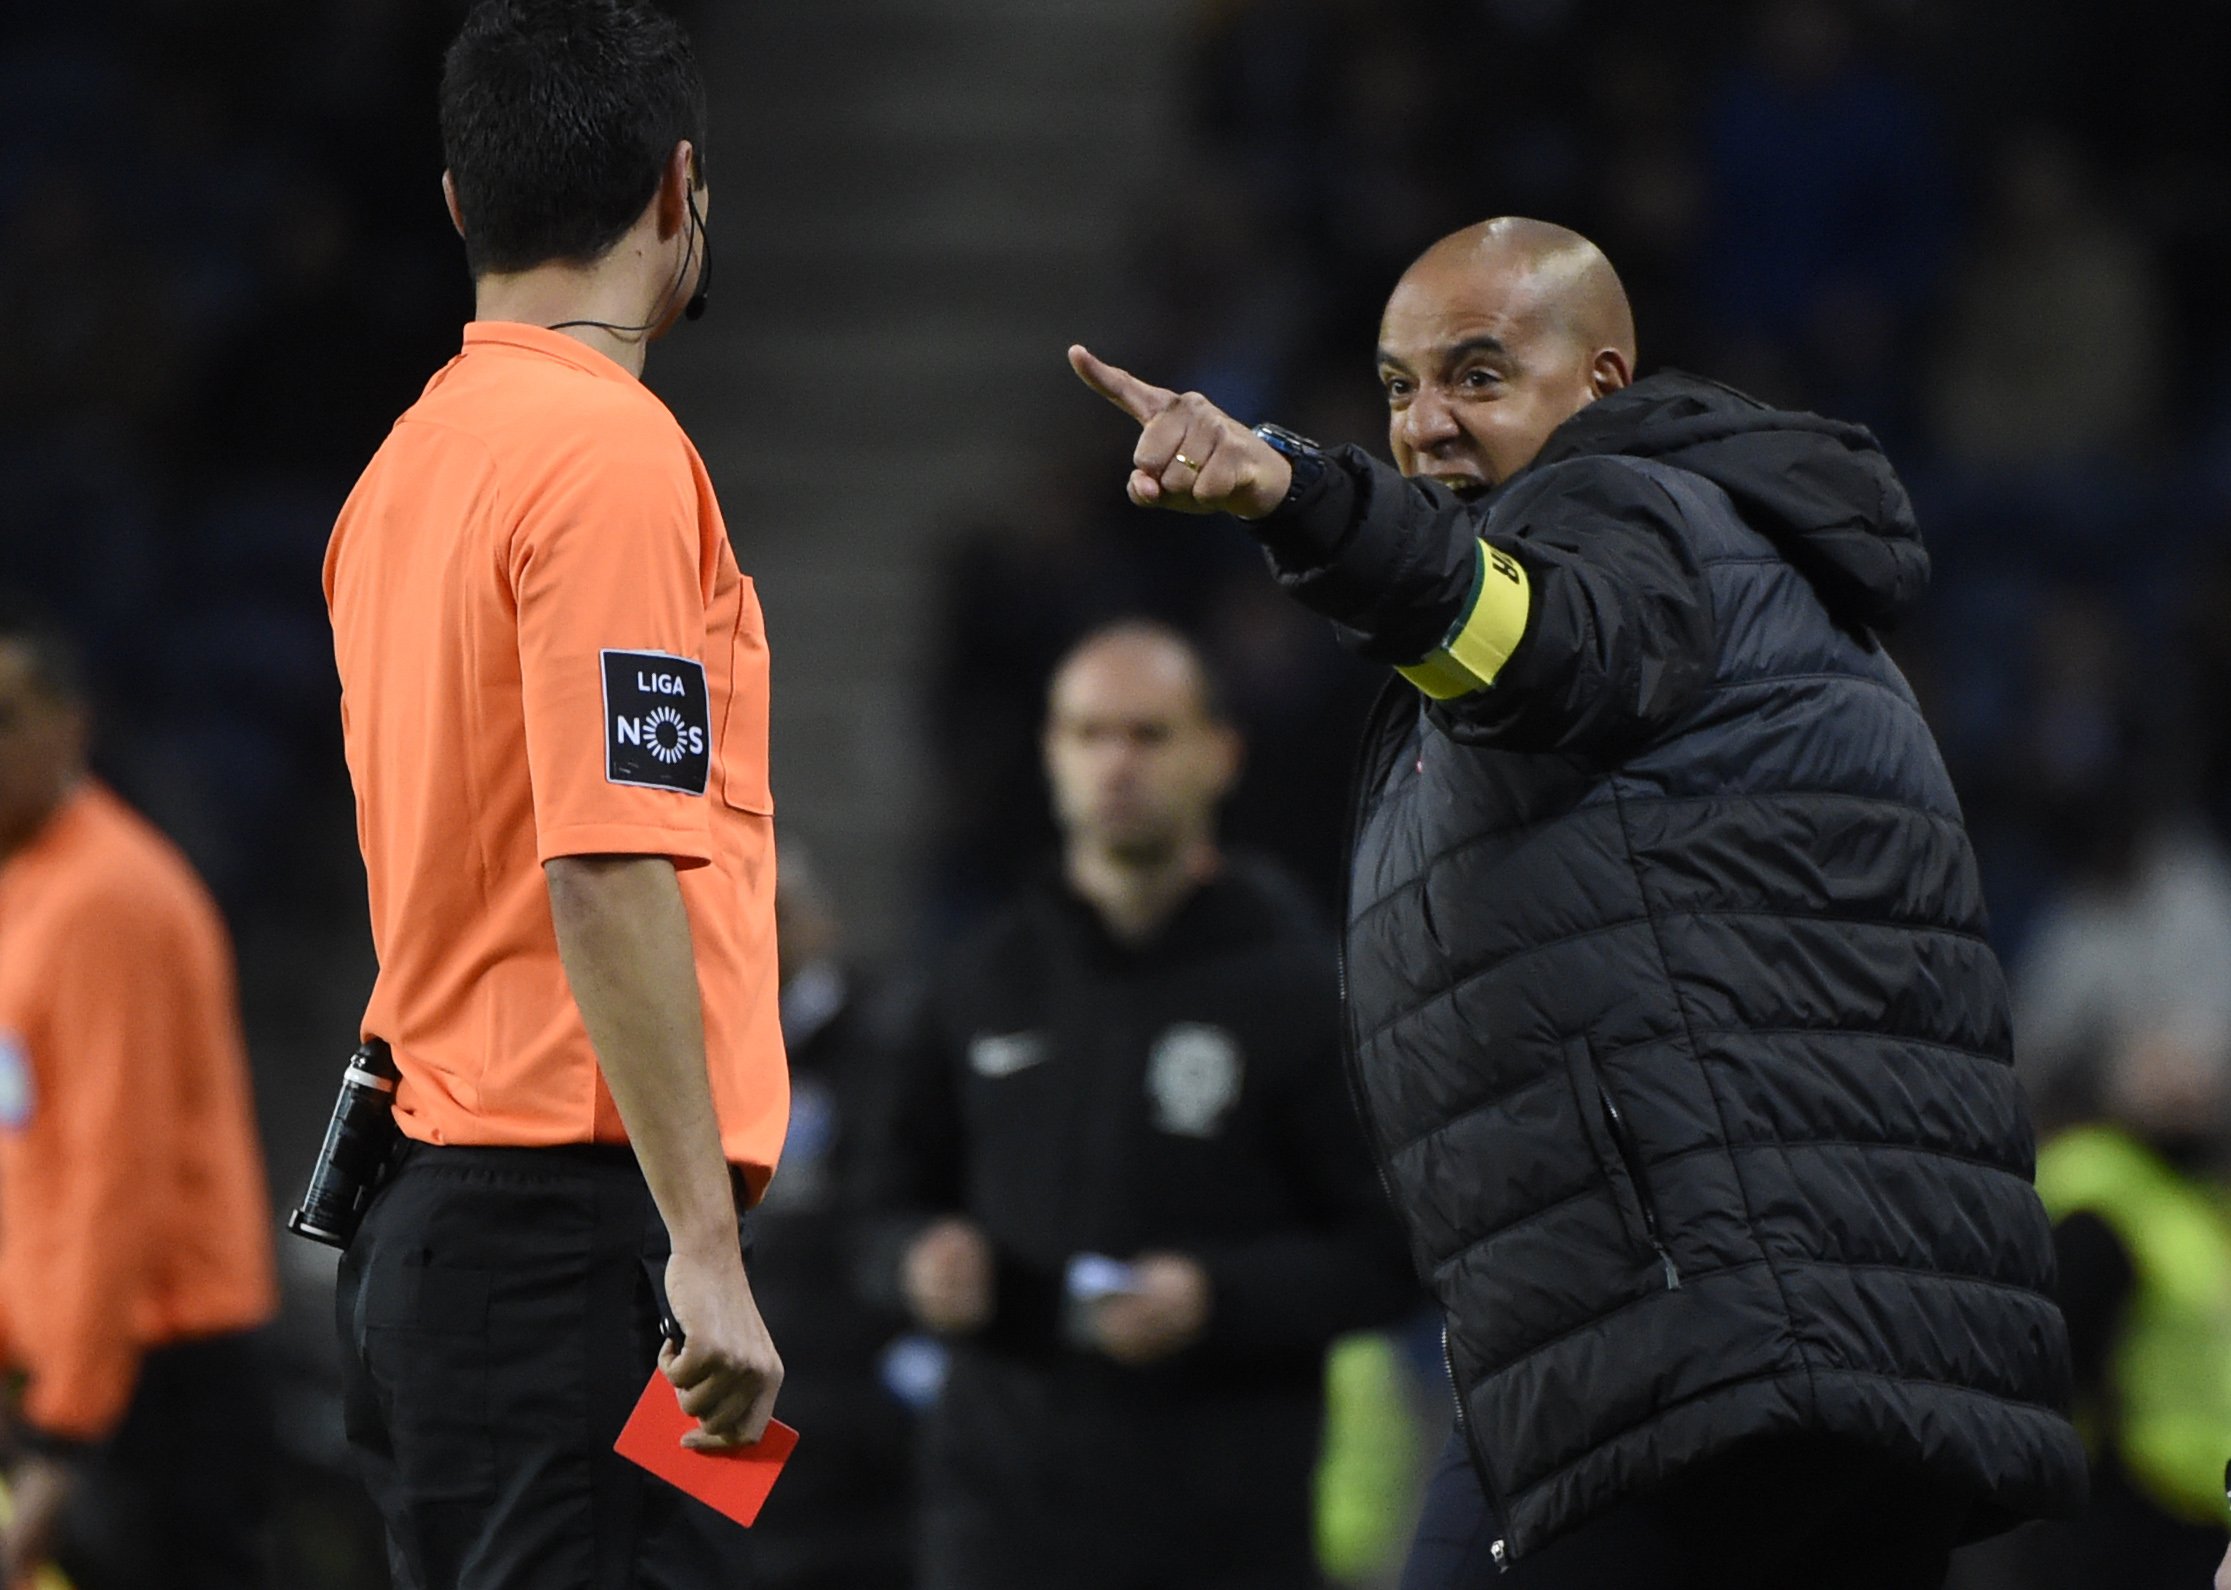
[1070,218,2087,1590]
[859,622,1416,1590]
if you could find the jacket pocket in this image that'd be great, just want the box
[1562,1036,1681,1291]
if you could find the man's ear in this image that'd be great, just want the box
[1591,348,1634,398]
[655,140,696,242]
[441,171,467,240]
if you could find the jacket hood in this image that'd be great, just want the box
[1527,370,1928,630]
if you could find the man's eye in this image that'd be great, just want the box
[1382,377,1412,400]
[1461,368,1498,390]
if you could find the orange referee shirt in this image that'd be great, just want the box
[324,322,787,1197]
[0,781,278,1442]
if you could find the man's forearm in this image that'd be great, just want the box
[1247,446,1481,665]
[547,854,736,1256]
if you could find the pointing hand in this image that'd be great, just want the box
[1068,346,1293,520]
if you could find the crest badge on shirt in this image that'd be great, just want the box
[0,1030,33,1132]
[601,649,711,794]
[1147,1023,1243,1138]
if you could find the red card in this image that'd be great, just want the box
[613,1370,798,1528]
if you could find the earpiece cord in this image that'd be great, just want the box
[546,190,705,339]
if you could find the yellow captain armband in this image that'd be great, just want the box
[1397,541,1532,700]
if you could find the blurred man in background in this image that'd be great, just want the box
[0,598,278,1589]
[1071,215,2086,1588]
[859,621,1416,1590]
[322,3,785,1584]
[746,847,913,1590]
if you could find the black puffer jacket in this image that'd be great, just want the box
[1249,373,2088,1565]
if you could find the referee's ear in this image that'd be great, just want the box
[653,139,698,243]
[441,170,468,243]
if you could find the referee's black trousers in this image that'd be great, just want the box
[337,1143,754,1590]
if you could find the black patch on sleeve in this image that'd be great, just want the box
[601,650,711,794]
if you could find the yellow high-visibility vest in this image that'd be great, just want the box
[2036,1123,2231,1523]
[1316,1332,1425,1581]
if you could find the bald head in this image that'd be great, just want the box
[1377,217,1636,493]
[1044,622,1238,866]
[1407,218,1636,367]
[1049,622,1222,727]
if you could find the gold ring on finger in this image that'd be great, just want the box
[1173,452,1202,472]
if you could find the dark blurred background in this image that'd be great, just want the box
[5,0,2231,1584]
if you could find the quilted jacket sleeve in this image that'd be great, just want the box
[1247,447,1717,758]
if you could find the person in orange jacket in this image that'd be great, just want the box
[0,598,278,1589]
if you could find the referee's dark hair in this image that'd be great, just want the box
[0,592,89,706]
[440,0,708,277]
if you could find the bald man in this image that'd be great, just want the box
[1071,220,2086,1589]
[856,621,1414,1590]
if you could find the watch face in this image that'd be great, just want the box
[1252,423,1322,459]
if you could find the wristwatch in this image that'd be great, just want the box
[1250,422,1328,501]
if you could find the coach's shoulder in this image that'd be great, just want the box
[1488,454,1715,572]
[1499,451,1692,523]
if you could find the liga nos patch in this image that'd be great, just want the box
[602,649,711,793]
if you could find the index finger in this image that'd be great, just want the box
[1069,344,1175,426]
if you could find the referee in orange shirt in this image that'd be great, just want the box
[0,599,278,1588]
[322,4,786,1584]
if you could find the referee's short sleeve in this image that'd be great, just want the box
[507,412,717,869]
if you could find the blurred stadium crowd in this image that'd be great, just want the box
[6,0,2231,1585]
[0,4,471,912]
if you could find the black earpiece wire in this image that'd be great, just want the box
[546,178,709,338]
